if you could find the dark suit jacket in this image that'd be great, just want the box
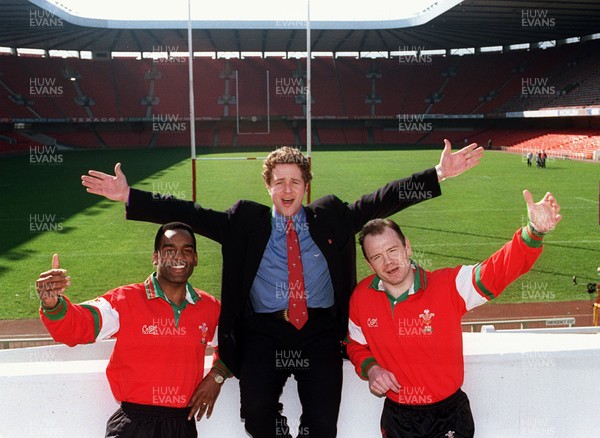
[126,168,441,376]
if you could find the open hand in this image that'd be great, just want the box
[523,190,562,234]
[437,139,484,179]
[81,163,130,203]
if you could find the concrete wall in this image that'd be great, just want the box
[1,332,599,437]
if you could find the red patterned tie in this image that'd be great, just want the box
[286,219,308,329]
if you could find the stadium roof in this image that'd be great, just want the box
[1,0,599,53]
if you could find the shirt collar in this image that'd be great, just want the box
[143,273,200,304]
[368,262,428,297]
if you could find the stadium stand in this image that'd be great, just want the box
[65,59,119,119]
[265,57,305,118]
[1,39,599,155]
[311,57,344,117]
[49,130,104,149]
[113,58,152,119]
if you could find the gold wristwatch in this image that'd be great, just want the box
[210,370,225,384]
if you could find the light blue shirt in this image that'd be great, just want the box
[250,208,335,312]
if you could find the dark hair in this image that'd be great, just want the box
[154,222,196,252]
[262,146,312,185]
[358,218,406,259]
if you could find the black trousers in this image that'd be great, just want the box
[380,389,475,438]
[105,402,197,438]
[239,311,343,438]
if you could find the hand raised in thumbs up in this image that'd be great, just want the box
[36,254,71,309]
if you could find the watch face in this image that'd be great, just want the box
[214,374,224,384]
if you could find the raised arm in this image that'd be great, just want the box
[37,254,119,346]
[81,162,130,203]
[81,163,230,243]
[349,139,484,232]
[455,190,562,311]
[36,253,69,309]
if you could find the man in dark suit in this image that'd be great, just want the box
[82,141,482,437]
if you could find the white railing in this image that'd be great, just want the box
[461,317,576,332]
[1,332,600,437]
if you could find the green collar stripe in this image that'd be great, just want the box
[150,274,166,299]
[368,262,427,304]
[144,273,200,327]
[474,263,495,300]
[146,273,200,304]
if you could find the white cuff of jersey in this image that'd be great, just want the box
[81,297,120,341]
[209,326,219,348]
[455,265,489,311]
[348,318,367,345]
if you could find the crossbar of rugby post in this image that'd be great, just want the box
[195,157,267,161]
[190,1,314,204]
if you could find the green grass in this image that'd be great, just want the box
[0,147,598,320]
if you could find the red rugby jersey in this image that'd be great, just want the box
[41,273,223,408]
[346,226,543,404]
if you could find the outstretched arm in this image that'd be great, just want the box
[82,162,230,242]
[81,162,130,203]
[435,139,484,181]
[455,190,562,311]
